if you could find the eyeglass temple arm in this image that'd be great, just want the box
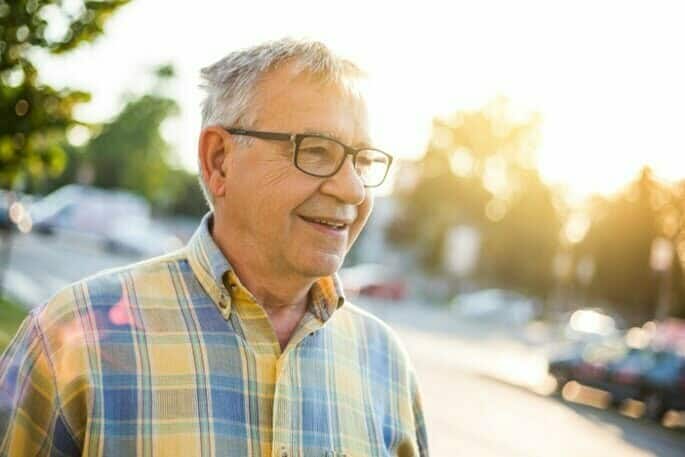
[226,128,293,142]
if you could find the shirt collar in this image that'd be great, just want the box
[186,212,345,321]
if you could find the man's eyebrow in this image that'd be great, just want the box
[302,129,372,148]
[302,129,337,139]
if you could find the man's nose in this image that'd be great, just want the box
[319,155,366,205]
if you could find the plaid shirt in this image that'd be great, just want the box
[0,213,428,456]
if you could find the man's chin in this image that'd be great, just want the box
[296,251,345,278]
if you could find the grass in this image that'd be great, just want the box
[0,297,28,353]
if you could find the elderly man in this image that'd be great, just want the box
[0,38,428,456]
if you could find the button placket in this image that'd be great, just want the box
[273,352,297,457]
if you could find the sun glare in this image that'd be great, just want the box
[32,0,685,201]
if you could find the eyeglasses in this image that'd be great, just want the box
[224,128,393,188]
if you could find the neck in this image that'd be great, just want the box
[211,214,313,312]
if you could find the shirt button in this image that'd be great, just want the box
[279,446,288,457]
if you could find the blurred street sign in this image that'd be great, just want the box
[651,237,674,320]
[553,251,573,280]
[576,255,595,286]
[650,237,674,272]
[444,225,480,277]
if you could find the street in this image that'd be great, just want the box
[1,230,139,306]
[2,230,684,456]
[393,325,685,456]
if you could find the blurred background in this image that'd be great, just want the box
[1,0,684,455]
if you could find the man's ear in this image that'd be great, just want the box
[198,126,232,198]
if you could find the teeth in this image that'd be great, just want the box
[312,218,344,228]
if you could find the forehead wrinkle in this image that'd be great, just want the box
[301,94,371,144]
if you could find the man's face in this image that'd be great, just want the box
[217,65,374,280]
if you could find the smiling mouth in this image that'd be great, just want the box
[299,215,349,231]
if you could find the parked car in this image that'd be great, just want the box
[603,347,660,407]
[450,289,541,325]
[548,341,685,422]
[549,340,627,394]
[0,190,35,232]
[547,341,592,389]
[30,185,150,236]
[25,185,182,258]
[103,219,183,258]
[640,350,685,421]
[651,318,685,351]
[562,308,623,341]
[339,263,407,301]
[548,340,632,395]
[0,190,15,230]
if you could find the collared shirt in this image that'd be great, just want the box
[0,213,428,456]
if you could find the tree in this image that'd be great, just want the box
[479,167,561,297]
[34,64,207,217]
[388,149,489,272]
[579,168,685,323]
[389,98,561,299]
[82,93,180,203]
[0,0,130,189]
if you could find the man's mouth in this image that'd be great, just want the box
[299,215,349,231]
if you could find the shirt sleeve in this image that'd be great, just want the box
[0,311,81,456]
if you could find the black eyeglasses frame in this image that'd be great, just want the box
[224,127,393,188]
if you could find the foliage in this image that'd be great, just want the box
[579,168,685,322]
[0,0,130,189]
[389,98,561,299]
[0,297,27,353]
[479,168,561,296]
[81,93,180,203]
[390,97,685,320]
[163,168,207,218]
[31,64,208,217]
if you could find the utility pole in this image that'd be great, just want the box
[650,237,674,320]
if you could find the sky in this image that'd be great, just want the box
[34,0,685,200]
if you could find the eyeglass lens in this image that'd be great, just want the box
[296,136,389,186]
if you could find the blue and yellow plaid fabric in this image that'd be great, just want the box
[0,214,428,456]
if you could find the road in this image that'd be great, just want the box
[357,300,685,455]
[390,325,685,456]
[1,230,139,305]
[2,230,684,456]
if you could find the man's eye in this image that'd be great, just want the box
[300,147,338,162]
[356,157,372,167]
[300,147,329,155]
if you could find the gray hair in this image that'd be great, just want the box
[197,37,366,209]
